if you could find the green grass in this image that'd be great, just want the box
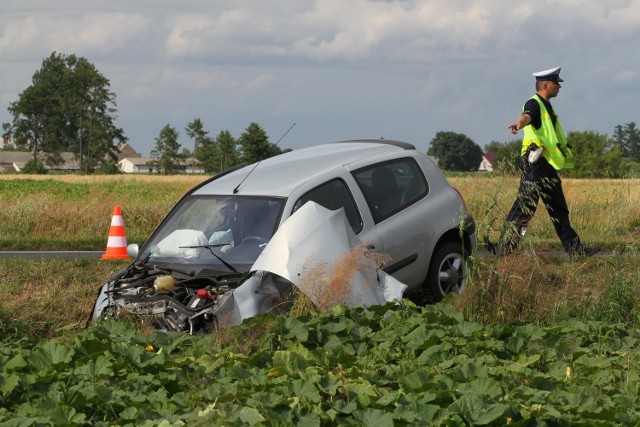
[1,174,638,251]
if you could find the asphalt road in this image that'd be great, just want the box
[0,250,632,260]
[0,251,105,259]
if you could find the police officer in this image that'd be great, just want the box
[499,66,600,256]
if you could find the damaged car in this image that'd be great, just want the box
[90,139,476,334]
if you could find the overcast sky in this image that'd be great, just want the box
[1,0,639,156]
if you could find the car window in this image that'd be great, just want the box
[353,158,429,223]
[292,179,363,234]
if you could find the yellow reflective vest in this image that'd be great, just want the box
[520,95,574,170]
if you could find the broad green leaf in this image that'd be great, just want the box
[454,359,489,382]
[402,325,445,350]
[354,408,394,427]
[333,399,358,414]
[239,407,265,425]
[2,354,27,371]
[279,317,309,342]
[504,335,526,354]
[416,342,454,362]
[393,400,440,423]
[289,379,321,403]
[120,406,138,420]
[376,389,403,406]
[73,355,114,379]
[457,377,502,398]
[449,395,509,425]
[401,369,434,391]
[28,341,74,371]
[454,321,484,337]
[296,412,321,427]
[347,381,379,406]
[0,373,19,395]
[573,355,612,369]
[272,350,309,372]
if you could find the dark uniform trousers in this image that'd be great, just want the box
[500,156,580,252]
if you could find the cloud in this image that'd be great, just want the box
[2,0,640,156]
[0,11,149,58]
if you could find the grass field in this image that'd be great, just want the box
[1,173,639,425]
[0,172,638,338]
[1,173,638,251]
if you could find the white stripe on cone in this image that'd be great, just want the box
[107,236,127,247]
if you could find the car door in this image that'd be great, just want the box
[351,157,430,287]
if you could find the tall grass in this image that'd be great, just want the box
[450,175,640,251]
[456,250,640,327]
[0,174,206,249]
[1,173,638,251]
[0,258,129,339]
[1,173,638,339]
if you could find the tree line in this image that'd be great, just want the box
[1,52,285,175]
[426,125,640,178]
[151,120,286,175]
[3,52,639,178]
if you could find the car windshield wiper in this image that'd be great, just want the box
[178,244,239,273]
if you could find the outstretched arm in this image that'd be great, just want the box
[507,114,532,134]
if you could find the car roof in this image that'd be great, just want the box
[192,139,417,197]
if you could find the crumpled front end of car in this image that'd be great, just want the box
[90,266,252,334]
[90,202,407,335]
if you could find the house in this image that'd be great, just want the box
[116,142,141,161]
[0,143,142,173]
[0,151,79,173]
[1,141,205,174]
[479,152,497,172]
[118,157,154,174]
[118,157,205,174]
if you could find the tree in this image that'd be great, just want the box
[613,122,640,162]
[427,131,483,171]
[4,52,125,173]
[213,130,239,173]
[150,125,182,174]
[5,83,49,159]
[185,118,208,173]
[566,131,624,178]
[238,122,282,165]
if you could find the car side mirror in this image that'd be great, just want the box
[127,244,139,258]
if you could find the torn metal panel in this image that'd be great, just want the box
[250,202,406,308]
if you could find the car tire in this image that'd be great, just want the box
[425,241,467,302]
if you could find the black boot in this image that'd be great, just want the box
[566,238,600,256]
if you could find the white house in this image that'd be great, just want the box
[479,153,497,172]
[118,157,205,174]
[118,157,154,173]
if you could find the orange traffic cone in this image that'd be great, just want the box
[102,205,130,260]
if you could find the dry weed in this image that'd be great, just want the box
[294,244,380,313]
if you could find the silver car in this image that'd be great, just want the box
[91,140,475,333]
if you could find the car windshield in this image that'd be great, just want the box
[139,195,284,271]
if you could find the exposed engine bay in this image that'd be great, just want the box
[98,268,235,334]
[94,264,294,334]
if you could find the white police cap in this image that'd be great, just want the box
[532,66,563,82]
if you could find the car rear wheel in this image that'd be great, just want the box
[425,241,467,301]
